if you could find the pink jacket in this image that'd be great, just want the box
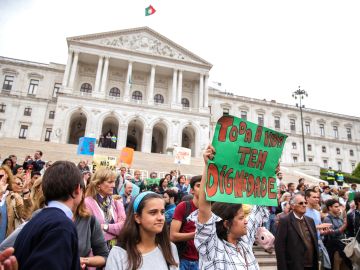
[84,196,126,241]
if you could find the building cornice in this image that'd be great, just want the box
[0,56,65,73]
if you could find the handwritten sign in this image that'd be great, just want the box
[77,137,96,156]
[174,147,191,165]
[92,155,117,173]
[206,115,287,206]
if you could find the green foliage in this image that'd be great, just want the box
[352,162,360,178]
[320,167,360,184]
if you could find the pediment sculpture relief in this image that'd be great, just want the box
[91,33,194,62]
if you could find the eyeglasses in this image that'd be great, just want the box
[0,174,4,179]
[297,201,308,206]
[15,182,23,186]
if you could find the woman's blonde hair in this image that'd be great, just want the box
[0,165,14,190]
[85,168,116,198]
[31,177,45,211]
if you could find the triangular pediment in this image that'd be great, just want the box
[67,27,212,67]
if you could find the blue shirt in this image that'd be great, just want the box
[305,207,321,239]
[48,201,73,219]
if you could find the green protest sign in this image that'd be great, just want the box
[146,178,161,186]
[206,115,288,206]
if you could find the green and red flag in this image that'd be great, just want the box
[145,5,156,16]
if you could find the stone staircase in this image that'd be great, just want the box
[253,246,277,269]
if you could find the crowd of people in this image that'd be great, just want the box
[0,147,359,270]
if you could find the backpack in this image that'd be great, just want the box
[175,201,192,258]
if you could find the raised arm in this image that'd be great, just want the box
[198,145,215,224]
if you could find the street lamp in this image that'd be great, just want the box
[292,86,308,162]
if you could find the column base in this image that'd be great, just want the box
[93,92,105,99]
[171,103,182,110]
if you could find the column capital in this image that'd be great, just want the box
[104,56,110,61]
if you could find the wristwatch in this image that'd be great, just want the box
[103,224,109,232]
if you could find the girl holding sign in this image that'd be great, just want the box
[189,145,269,270]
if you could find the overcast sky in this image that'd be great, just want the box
[0,0,359,117]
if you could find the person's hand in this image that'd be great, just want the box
[80,257,89,269]
[0,247,18,270]
[203,145,215,165]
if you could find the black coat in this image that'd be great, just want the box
[275,212,319,270]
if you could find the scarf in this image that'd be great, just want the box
[95,193,114,224]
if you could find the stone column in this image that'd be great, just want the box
[142,127,152,153]
[68,51,79,89]
[198,73,204,108]
[94,56,104,93]
[204,74,209,108]
[124,61,133,102]
[148,65,156,105]
[99,57,109,95]
[117,124,128,150]
[171,69,177,105]
[177,70,183,104]
[62,50,73,87]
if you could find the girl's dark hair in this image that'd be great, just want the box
[211,202,243,241]
[159,178,166,188]
[118,192,177,270]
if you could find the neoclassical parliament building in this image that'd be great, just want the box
[0,27,359,173]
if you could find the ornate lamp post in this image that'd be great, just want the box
[292,86,308,162]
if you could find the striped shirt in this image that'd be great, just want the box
[189,206,269,270]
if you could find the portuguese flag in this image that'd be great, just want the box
[145,5,156,16]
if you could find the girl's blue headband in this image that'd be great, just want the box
[133,191,156,213]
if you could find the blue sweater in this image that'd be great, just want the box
[14,207,80,270]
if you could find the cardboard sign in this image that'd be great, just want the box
[206,115,287,206]
[92,155,117,173]
[174,147,191,165]
[77,137,96,156]
[118,147,134,167]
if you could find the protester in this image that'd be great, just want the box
[275,193,319,270]
[164,189,177,226]
[121,181,134,212]
[132,170,146,192]
[2,159,14,171]
[14,160,83,270]
[346,192,360,242]
[114,166,128,194]
[22,151,45,172]
[188,145,269,270]
[170,176,201,270]
[106,192,179,270]
[85,168,126,250]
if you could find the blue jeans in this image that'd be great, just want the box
[180,259,199,270]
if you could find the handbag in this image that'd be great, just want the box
[255,226,275,252]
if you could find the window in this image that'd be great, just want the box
[2,75,14,91]
[181,98,190,108]
[292,142,297,149]
[24,107,32,116]
[258,114,264,126]
[49,111,55,119]
[223,108,229,116]
[132,91,143,101]
[308,158,313,162]
[154,94,164,104]
[240,111,247,120]
[323,160,328,168]
[336,148,340,155]
[347,128,352,140]
[350,149,354,156]
[80,83,92,93]
[322,146,326,153]
[274,116,280,129]
[293,156,298,163]
[320,124,325,136]
[19,125,28,139]
[305,121,311,134]
[290,119,296,131]
[109,87,121,97]
[28,79,39,95]
[0,122,2,131]
[53,83,61,97]
[45,128,52,142]
[307,144,312,151]
[333,126,338,138]
[337,161,342,171]
[352,163,356,171]
[0,104,6,113]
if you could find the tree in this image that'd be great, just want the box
[352,162,360,178]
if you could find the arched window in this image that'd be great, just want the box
[181,98,190,108]
[80,83,92,93]
[154,94,164,104]
[109,87,121,97]
[132,91,142,100]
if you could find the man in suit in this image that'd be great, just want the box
[275,193,319,270]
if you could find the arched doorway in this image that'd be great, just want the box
[181,126,196,157]
[100,116,119,149]
[126,119,143,151]
[151,122,167,154]
[68,111,87,144]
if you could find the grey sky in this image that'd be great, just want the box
[0,0,359,117]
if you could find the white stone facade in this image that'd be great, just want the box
[0,27,359,172]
